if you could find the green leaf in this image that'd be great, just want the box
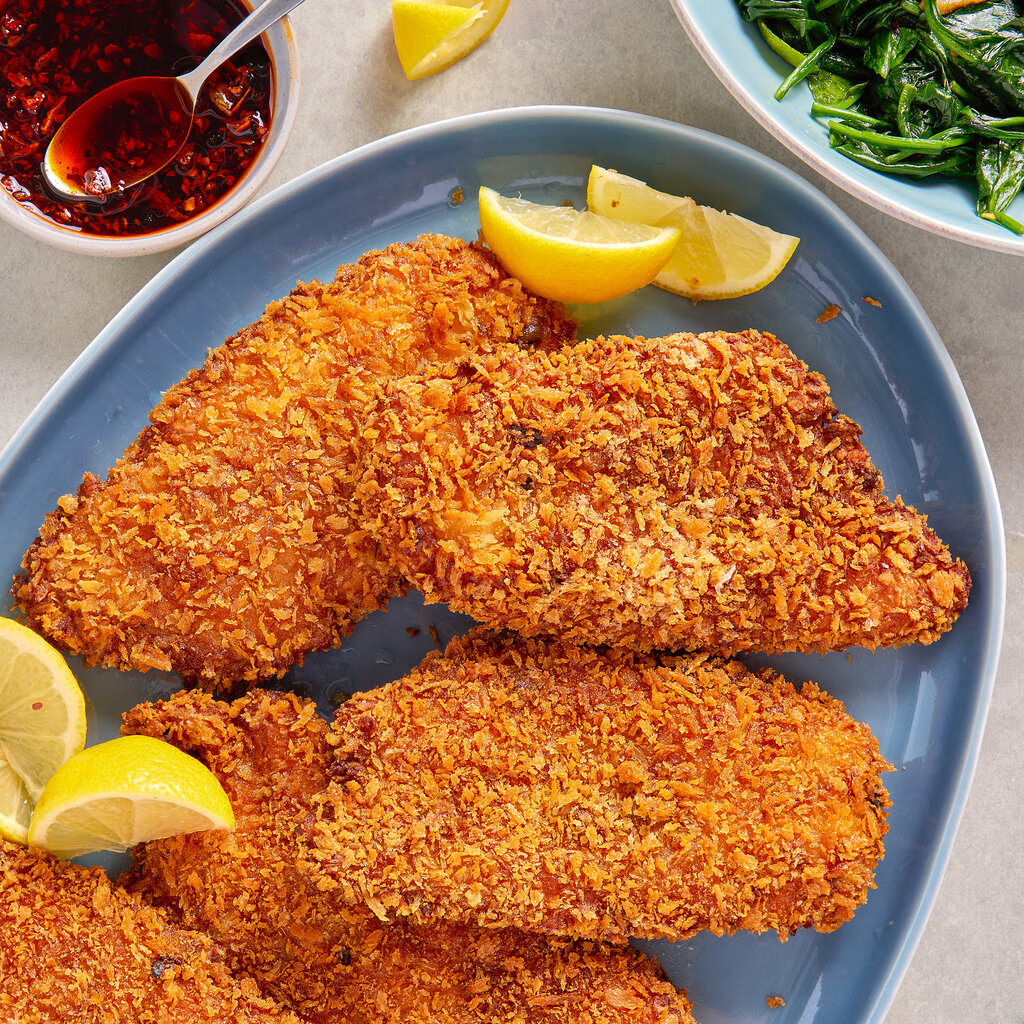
[738,0,827,37]
[809,70,860,105]
[977,138,1024,215]
[864,26,920,77]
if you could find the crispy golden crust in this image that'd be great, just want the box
[12,236,577,689]
[0,838,299,1024]
[356,330,970,654]
[302,630,892,943]
[121,689,697,1024]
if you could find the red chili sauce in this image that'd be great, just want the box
[0,0,273,236]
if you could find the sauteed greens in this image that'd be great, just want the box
[737,0,1024,232]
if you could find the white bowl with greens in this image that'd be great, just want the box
[671,0,1024,255]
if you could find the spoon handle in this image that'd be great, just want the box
[179,0,307,101]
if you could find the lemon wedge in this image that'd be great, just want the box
[478,185,682,305]
[28,735,234,859]
[0,618,86,816]
[587,165,799,301]
[392,0,510,79]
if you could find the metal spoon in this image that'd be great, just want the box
[42,0,306,202]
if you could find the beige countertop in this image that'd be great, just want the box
[0,0,1020,1019]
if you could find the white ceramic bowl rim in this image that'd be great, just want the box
[0,15,300,258]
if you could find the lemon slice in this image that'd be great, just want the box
[478,185,682,305]
[587,165,799,300]
[392,0,510,79]
[28,735,235,859]
[0,618,86,807]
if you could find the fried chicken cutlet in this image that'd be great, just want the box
[120,689,698,1024]
[0,838,300,1024]
[302,631,892,944]
[13,235,576,689]
[356,329,970,654]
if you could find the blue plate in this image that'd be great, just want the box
[0,107,1004,1024]
[670,0,1024,256]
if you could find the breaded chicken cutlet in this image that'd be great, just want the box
[356,329,970,654]
[12,235,576,689]
[0,838,300,1024]
[121,689,698,1024]
[301,631,892,945]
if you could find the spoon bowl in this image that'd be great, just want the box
[42,0,308,202]
[44,78,195,201]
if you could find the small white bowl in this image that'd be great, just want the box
[0,14,299,258]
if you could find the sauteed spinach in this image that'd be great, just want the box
[737,0,1024,233]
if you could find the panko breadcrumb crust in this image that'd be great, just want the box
[356,329,970,654]
[12,235,576,690]
[121,689,697,1024]
[302,631,892,944]
[0,838,300,1024]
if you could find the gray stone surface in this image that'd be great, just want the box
[0,0,1019,1019]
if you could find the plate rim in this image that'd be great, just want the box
[668,0,1024,257]
[0,103,1008,1024]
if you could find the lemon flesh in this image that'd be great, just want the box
[28,735,235,860]
[0,618,86,806]
[587,165,799,301]
[392,0,510,79]
[478,186,681,305]
[0,753,32,844]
